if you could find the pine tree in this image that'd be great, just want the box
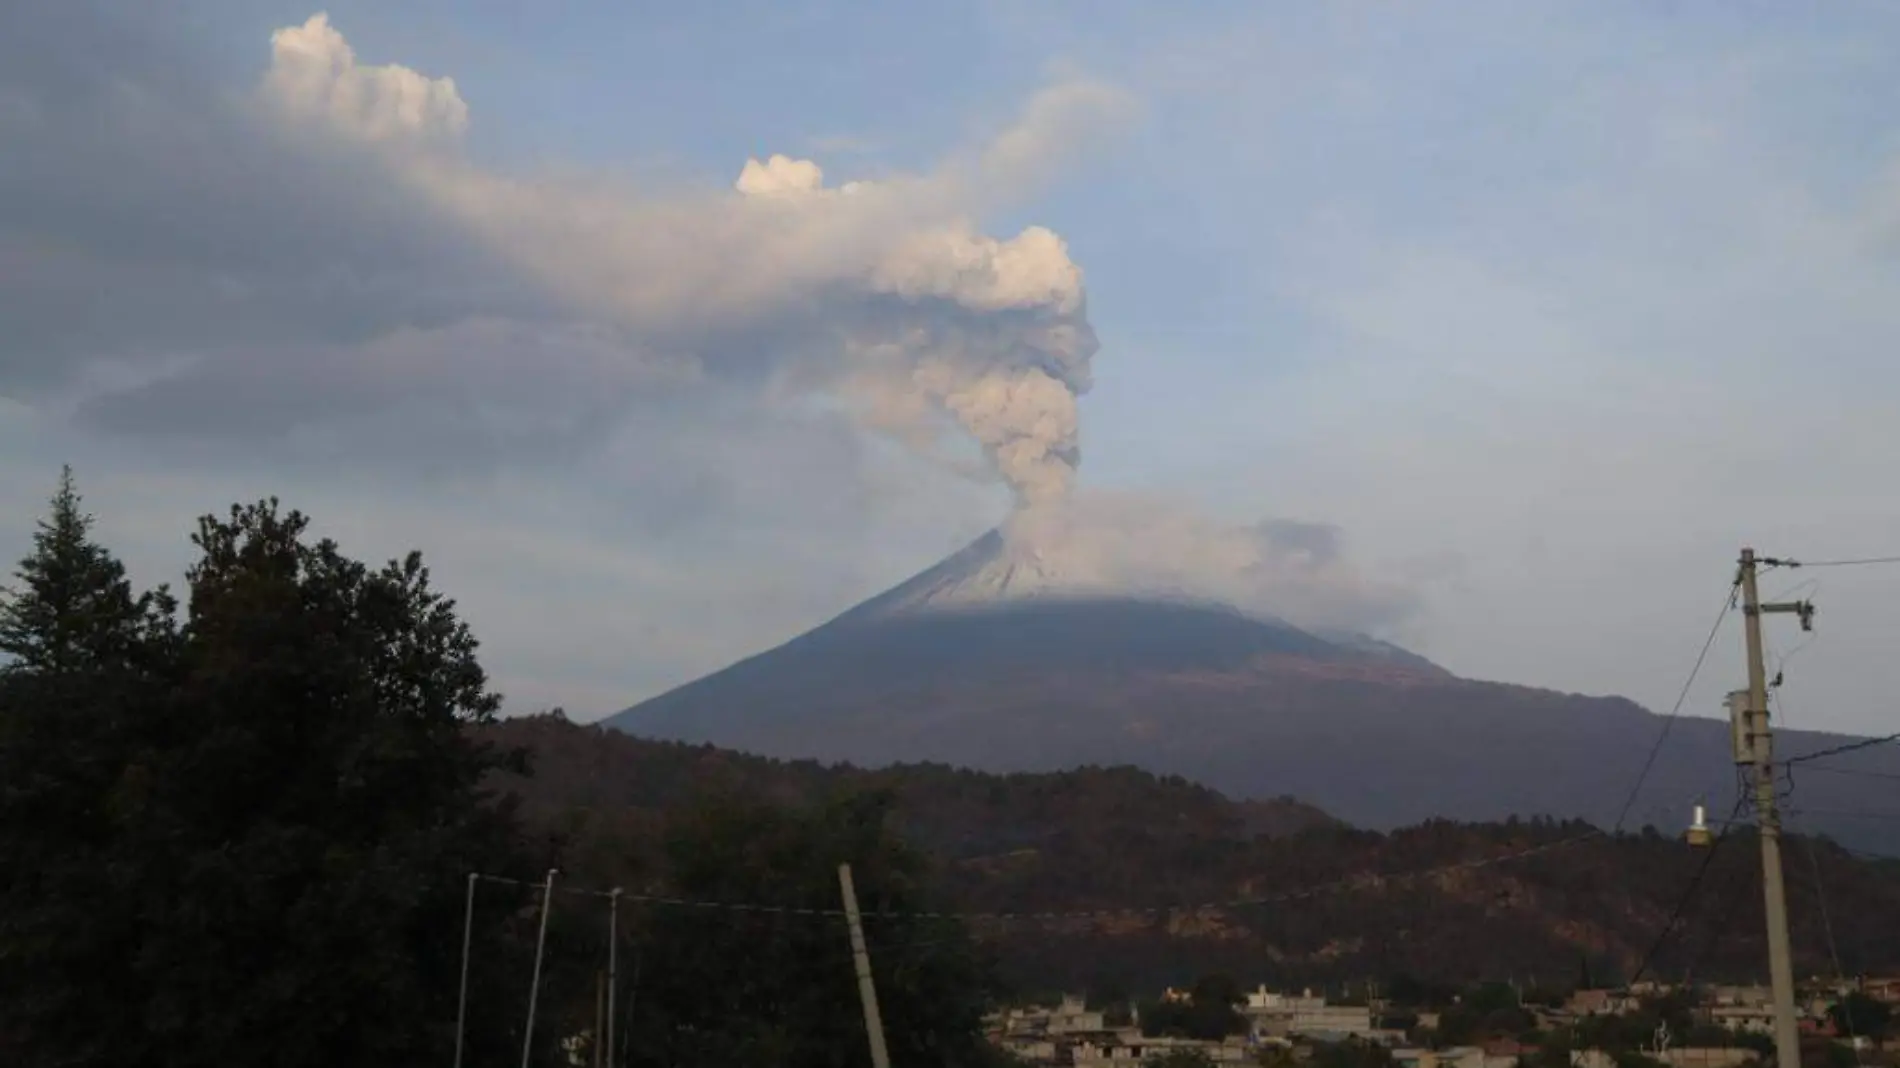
[0,469,174,1067]
[1,492,528,1068]
[0,466,172,675]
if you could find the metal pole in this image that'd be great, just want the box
[593,971,605,1068]
[521,869,558,1068]
[454,872,478,1068]
[606,888,620,1068]
[620,950,641,1068]
[1740,549,1803,1068]
[839,863,892,1068]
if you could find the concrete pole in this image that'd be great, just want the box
[521,869,558,1068]
[606,888,620,1068]
[593,970,605,1068]
[839,864,892,1068]
[454,873,478,1068]
[1739,548,1804,1068]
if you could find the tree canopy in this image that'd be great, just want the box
[0,478,532,1067]
[0,470,1005,1068]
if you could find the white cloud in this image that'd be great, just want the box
[262,13,468,142]
[243,17,1128,504]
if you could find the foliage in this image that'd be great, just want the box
[485,714,1900,996]
[1309,1039,1395,1068]
[0,478,532,1068]
[624,788,1003,1068]
[1385,973,1460,1008]
[1830,992,1892,1042]
[0,465,174,675]
[1139,975,1248,1041]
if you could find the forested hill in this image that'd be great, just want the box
[486,714,1900,994]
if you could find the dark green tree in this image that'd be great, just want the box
[625,788,1002,1068]
[1310,1039,1395,1068]
[1829,992,1891,1043]
[1,492,534,1068]
[1140,975,1247,1042]
[0,469,177,1065]
[0,466,174,674]
[129,500,532,1068]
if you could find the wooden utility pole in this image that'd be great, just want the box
[839,864,892,1068]
[1737,548,1815,1068]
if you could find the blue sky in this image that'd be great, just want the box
[3,1,1899,736]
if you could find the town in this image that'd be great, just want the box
[986,977,1895,1067]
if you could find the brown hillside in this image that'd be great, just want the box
[484,714,1900,993]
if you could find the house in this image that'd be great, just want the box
[1660,1049,1754,1068]
[1566,989,1640,1017]
[1249,986,1329,1014]
[1392,1045,1488,1068]
[1071,1036,1251,1065]
[1288,1005,1378,1040]
[1706,985,1773,1009]
[1706,1005,1775,1035]
[1861,977,1900,1005]
[1050,994,1107,1035]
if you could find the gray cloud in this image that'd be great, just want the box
[0,5,532,400]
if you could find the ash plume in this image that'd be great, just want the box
[249,13,1118,506]
[998,492,1423,637]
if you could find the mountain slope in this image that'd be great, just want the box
[492,715,1900,990]
[608,530,1900,850]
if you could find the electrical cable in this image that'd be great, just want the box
[1624,790,1748,990]
[1679,834,1752,988]
[1785,732,1900,767]
[468,828,1604,923]
[1782,807,1900,822]
[1800,836,1862,1065]
[1792,763,1900,783]
[1613,579,1741,832]
[1775,555,1900,569]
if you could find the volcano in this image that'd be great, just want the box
[608,529,1900,847]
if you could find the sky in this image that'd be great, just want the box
[3,1,1899,735]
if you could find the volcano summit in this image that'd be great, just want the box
[609,522,1900,847]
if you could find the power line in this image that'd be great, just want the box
[1792,763,1900,782]
[467,830,1604,924]
[1613,579,1740,832]
[1785,731,1900,767]
[1783,807,1900,822]
[1625,790,1748,990]
[1773,555,1900,570]
[1681,841,1753,987]
[1800,836,1863,1066]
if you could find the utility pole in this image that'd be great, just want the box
[454,872,478,1068]
[606,887,620,1068]
[1737,547,1815,1068]
[839,864,892,1068]
[522,869,559,1068]
[593,971,606,1068]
